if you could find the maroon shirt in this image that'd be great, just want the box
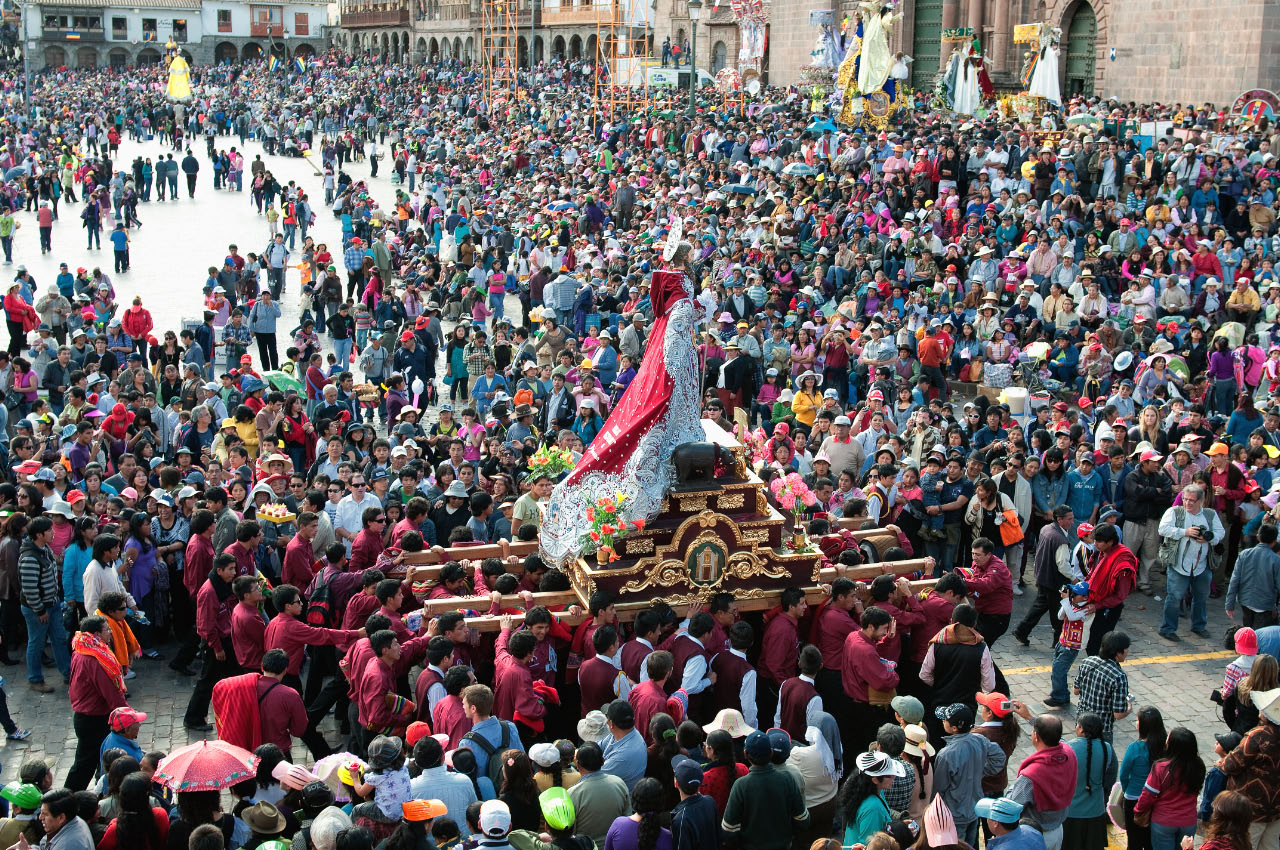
[281,535,317,591]
[870,597,927,663]
[841,628,899,702]
[778,675,818,741]
[578,655,621,716]
[228,541,256,578]
[356,654,400,730]
[414,665,445,722]
[909,592,957,663]
[815,603,858,671]
[257,675,308,752]
[232,601,268,670]
[619,637,653,683]
[184,534,214,597]
[494,628,544,723]
[265,613,361,676]
[342,591,382,630]
[432,694,472,748]
[69,652,129,715]
[966,556,1014,616]
[758,611,800,684]
[627,679,671,741]
[349,529,385,573]
[195,579,233,645]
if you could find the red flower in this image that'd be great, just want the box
[586,507,595,522]
[604,504,616,514]
[602,523,616,535]
[589,530,601,542]
[631,519,646,530]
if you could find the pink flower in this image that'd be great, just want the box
[780,495,796,510]
[802,493,818,507]
[770,478,783,494]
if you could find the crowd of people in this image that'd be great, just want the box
[2,44,1280,850]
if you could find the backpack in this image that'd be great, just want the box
[305,569,338,627]
[462,722,511,790]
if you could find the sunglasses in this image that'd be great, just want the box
[352,482,367,488]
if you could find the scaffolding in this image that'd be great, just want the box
[594,0,652,119]
[479,0,518,105]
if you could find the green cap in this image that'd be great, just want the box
[538,787,575,832]
[1,783,41,810]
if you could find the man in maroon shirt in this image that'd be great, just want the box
[619,609,662,684]
[67,615,130,790]
[433,664,475,748]
[413,636,455,721]
[263,584,364,691]
[813,578,860,720]
[255,648,321,758]
[356,630,415,748]
[349,506,387,572]
[756,587,806,734]
[628,650,676,740]
[494,615,545,744]
[959,538,1014,647]
[840,606,899,756]
[341,570,387,630]
[231,575,268,670]
[171,509,217,675]
[866,575,928,662]
[184,553,240,732]
[579,625,630,717]
[281,512,321,590]
[904,572,967,693]
[227,521,262,578]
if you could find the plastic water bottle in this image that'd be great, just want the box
[128,608,150,626]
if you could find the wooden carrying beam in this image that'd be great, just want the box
[454,577,940,632]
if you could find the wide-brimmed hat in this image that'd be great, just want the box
[703,708,755,737]
[903,724,935,757]
[243,802,287,835]
[443,481,470,499]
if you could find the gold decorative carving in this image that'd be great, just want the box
[619,559,688,595]
[678,495,709,513]
[718,491,746,511]
[742,528,769,544]
[625,537,655,555]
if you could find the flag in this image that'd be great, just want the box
[292,57,306,74]
[267,54,281,72]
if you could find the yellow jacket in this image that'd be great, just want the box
[792,390,821,427]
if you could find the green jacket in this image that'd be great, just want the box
[721,764,809,850]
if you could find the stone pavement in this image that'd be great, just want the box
[0,584,1236,783]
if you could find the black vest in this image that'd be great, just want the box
[930,641,986,709]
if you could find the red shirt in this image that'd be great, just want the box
[871,597,927,662]
[493,628,544,723]
[257,675,309,752]
[99,808,169,850]
[918,335,947,368]
[815,603,858,671]
[265,613,361,675]
[69,651,129,715]
[349,529,385,573]
[966,556,1014,616]
[356,655,401,730]
[195,580,233,645]
[758,611,800,683]
[232,601,267,670]
[228,541,256,578]
[184,534,214,597]
[910,592,957,663]
[432,694,472,748]
[281,535,317,591]
[841,628,899,702]
[342,591,381,630]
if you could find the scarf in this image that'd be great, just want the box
[208,566,235,603]
[929,622,985,645]
[71,630,125,693]
[94,608,140,670]
[1089,543,1138,603]
[1018,742,1079,812]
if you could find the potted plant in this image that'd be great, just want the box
[770,472,818,550]
[583,493,646,565]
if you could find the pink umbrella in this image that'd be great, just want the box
[154,739,259,792]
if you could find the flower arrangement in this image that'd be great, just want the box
[770,472,818,546]
[732,423,771,471]
[583,493,646,563]
[529,445,575,480]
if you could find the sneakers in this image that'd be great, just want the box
[123,670,137,680]
[27,681,53,694]
[1012,585,1024,596]
[6,729,31,741]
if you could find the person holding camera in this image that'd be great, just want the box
[1157,483,1225,642]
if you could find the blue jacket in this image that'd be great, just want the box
[1032,471,1069,516]
[1100,463,1132,512]
[1065,467,1105,520]
[248,299,281,333]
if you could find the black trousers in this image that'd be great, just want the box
[1243,609,1278,629]
[977,612,1011,649]
[1085,604,1124,656]
[184,636,239,725]
[756,676,781,736]
[186,174,197,197]
[256,333,279,370]
[67,712,110,791]
[1014,584,1063,644]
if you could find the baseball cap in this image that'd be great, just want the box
[891,694,925,724]
[743,730,772,761]
[975,797,1024,825]
[1140,450,1163,463]
[109,706,148,731]
[935,703,975,728]
[1067,580,1091,597]
[671,756,704,791]
[479,800,513,837]
[974,691,1013,718]
[765,728,793,759]
[0,783,42,810]
[1076,523,1095,538]
[402,800,448,822]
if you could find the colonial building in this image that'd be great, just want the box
[23,0,328,68]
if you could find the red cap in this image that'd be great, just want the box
[109,706,148,731]
[1139,450,1163,463]
[400,331,414,342]
[240,354,252,363]
[975,691,1012,718]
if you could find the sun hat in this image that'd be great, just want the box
[243,802,287,835]
[925,794,959,845]
[903,724,934,758]
[855,750,906,778]
[1255,687,1280,724]
[703,708,755,737]
[577,709,609,742]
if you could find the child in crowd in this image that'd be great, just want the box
[1047,580,1092,708]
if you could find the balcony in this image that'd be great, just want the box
[539,3,599,25]
[340,7,409,26]
[249,21,284,35]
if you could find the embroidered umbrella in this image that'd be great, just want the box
[154,740,259,791]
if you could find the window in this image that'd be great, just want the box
[293,11,307,34]
[172,18,186,41]
[141,17,157,40]
[216,9,231,31]
[111,16,125,37]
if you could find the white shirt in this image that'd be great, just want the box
[335,492,383,552]
[773,673,822,732]
[83,558,136,614]
[679,634,713,695]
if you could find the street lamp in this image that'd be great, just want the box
[686,0,699,114]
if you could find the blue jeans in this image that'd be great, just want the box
[1151,822,1195,850]
[926,525,962,575]
[1050,642,1079,702]
[1162,568,1210,635]
[489,292,505,321]
[334,337,352,368]
[1213,378,1237,417]
[20,602,71,684]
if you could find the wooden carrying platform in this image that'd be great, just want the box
[398,421,937,631]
